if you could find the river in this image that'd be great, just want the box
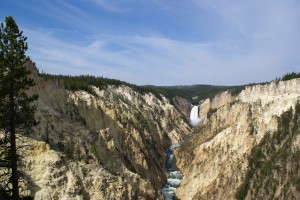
[162,105,200,199]
[161,142,183,200]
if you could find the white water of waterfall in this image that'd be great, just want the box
[190,105,201,126]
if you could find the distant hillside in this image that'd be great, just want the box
[142,85,245,104]
[144,72,300,104]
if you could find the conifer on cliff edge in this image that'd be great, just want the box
[0,16,38,200]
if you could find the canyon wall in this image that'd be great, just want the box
[16,63,191,200]
[172,96,192,117]
[3,62,299,200]
[175,79,300,200]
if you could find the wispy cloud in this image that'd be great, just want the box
[25,24,300,86]
[5,0,300,85]
[23,0,96,33]
[90,0,129,12]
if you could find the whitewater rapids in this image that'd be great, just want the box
[162,143,183,200]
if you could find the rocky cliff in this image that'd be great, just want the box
[171,96,192,117]
[16,62,191,199]
[3,62,299,200]
[175,79,300,200]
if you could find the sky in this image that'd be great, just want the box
[1,0,300,86]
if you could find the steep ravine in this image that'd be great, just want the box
[15,63,191,199]
[175,79,300,200]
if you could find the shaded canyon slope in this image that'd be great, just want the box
[175,78,300,200]
[17,62,191,200]
[171,96,192,117]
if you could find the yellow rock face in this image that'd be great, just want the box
[176,79,300,200]
[16,72,190,199]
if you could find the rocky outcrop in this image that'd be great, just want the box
[19,135,158,200]
[199,91,237,121]
[172,96,192,117]
[17,64,191,199]
[175,79,300,200]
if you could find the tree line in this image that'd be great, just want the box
[39,73,164,100]
[281,72,300,81]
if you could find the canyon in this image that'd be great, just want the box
[11,62,191,200]
[1,63,300,200]
[176,79,300,200]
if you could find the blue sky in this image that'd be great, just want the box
[1,0,300,86]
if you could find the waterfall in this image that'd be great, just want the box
[190,105,201,126]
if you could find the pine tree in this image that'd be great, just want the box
[0,16,38,200]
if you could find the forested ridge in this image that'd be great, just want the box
[40,72,300,105]
[39,73,246,104]
[39,73,164,100]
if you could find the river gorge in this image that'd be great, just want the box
[2,63,299,200]
[162,105,200,199]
